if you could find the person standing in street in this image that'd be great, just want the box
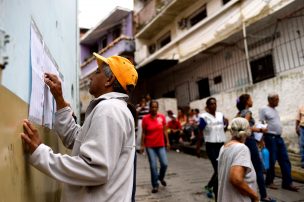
[21,53,138,202]
[217,117,259,202]
[141,100,170,193]
[296,105,304,169]
[196,97,228,200]
[236,94,275,202]
[259,93,299,191]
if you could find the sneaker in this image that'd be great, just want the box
[282,185,299,192]
[266,183,278,190]
[260,197,276,202]
[204,186,213,198]
[151,187,158,193]
[160,180,167,187]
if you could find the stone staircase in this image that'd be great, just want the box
[275,152,304,183]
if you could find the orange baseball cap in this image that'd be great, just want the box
[93,53,138,92]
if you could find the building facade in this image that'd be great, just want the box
[134,0,304,151]
[79,7,135,123]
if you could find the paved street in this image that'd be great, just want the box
[135,151,304,202]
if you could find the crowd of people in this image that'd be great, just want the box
[136,92,303,202]
[20,52,303,202]
[135,97,207,152]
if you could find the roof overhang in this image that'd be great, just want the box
[135,0,194,39]
[81,7,131,45]
[138,59,178,78]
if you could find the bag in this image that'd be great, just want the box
[260,147,270,170]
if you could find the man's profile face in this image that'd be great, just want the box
[89,62,108,97]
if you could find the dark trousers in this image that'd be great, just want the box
[169,131,180,145]
[131,153,136,202]
[205,142,223,201]
[245,136,267,199]
[264,134,292,187]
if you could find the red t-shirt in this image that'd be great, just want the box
[167,119,182,130]
[142,113,166,148]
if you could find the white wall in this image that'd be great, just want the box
[190,71,304,153]
[0,0,79,112]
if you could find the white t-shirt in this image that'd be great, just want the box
[218,143,257,202]
[199,112,226,143]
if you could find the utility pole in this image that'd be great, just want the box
[242,22,253,85]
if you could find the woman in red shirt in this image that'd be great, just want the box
[141,100,170,193]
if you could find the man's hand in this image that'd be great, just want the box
[44,73,68,110]
[261,128,268,133]
[21,119,42,154]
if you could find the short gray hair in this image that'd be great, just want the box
[102,63,126,93]
[268,92,278,100]
[230,117,251,140]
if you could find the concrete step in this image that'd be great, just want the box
[179,142,304,183]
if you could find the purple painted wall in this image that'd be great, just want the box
[81,39,135,78]
[80,45,91,64]
[80,11,134,70]
[125,13,133,37]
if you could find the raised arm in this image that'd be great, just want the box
[44,73,81,148]
[44,73,68,111]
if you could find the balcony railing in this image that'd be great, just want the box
[135,0,173,33]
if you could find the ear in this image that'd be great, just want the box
[105,75,116,87]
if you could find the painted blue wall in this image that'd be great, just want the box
[0,0,79,112]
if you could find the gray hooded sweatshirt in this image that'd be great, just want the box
[29,92,135,202]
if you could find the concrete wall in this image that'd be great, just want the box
[0,0,78,201]
[0,85,64,202]
[190,70,304,153]
[0,0,79,112]
[156,98,178,117]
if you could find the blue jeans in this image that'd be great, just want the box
[245,136,267,199]
[264,134,292,187]
[146,147,168,188]
[300,127,304,167]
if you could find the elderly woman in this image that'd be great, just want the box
[217,117,259,202]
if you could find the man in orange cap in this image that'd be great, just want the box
[21,53,138,202]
